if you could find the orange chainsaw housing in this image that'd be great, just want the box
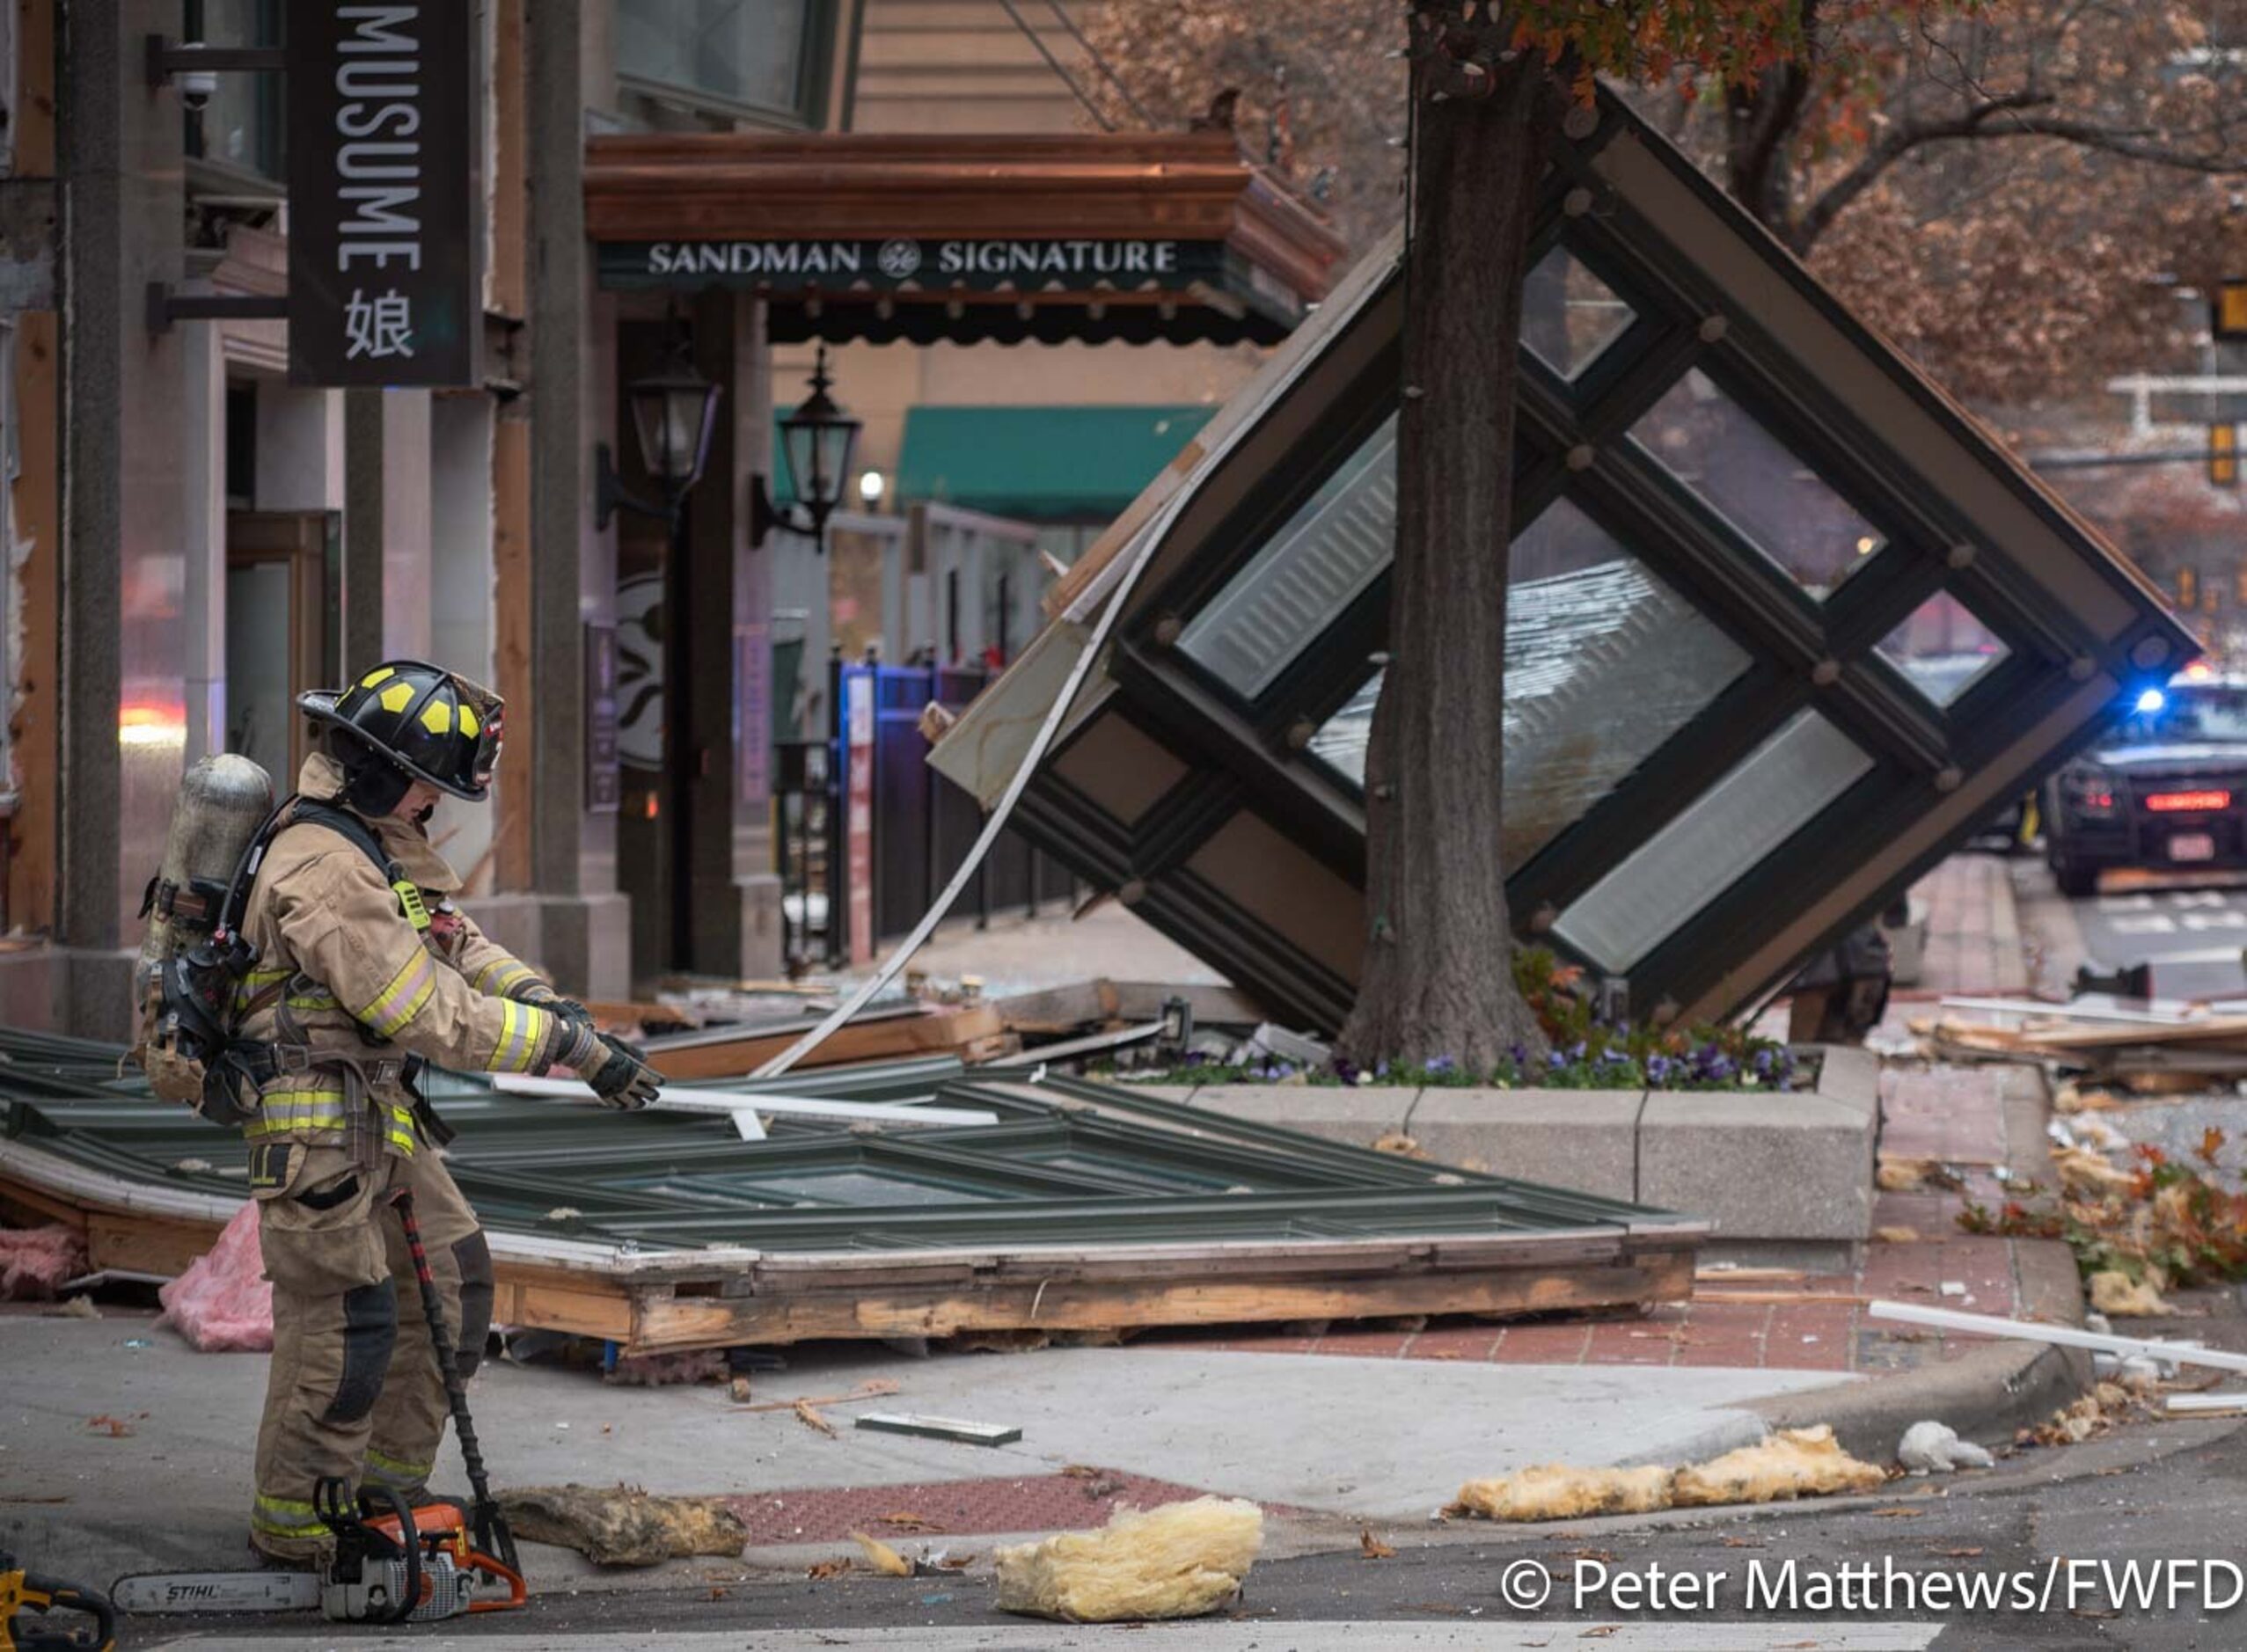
[365,1502,526,1614]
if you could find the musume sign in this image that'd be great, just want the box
[288,3,478,387]
[601,237,1232,292]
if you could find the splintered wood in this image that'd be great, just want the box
[1919,997,2247,1085]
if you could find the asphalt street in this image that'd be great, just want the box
[2053,869,2247,1001]
[132,1409,2247,1649]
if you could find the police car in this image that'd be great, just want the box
[2045,672,2247,897]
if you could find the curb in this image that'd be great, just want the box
[1749,1237,2090,1463]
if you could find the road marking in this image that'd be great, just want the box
[2172,890,2235,908]
[2110,915,2179,934]
[2099,894,2157,912]
[2180,910,2247,931]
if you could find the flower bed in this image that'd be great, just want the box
[1115,950,1813,1094]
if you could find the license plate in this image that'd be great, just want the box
[2170,832,2217,862]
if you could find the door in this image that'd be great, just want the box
[225,510,340,787]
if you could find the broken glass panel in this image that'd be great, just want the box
[1876,590,2009,706]
[1631,369,1885,599]
[1178,414,1398,699]
[1553,710,1875,972]
[1308,500,1753,866]
[1521,245,1634,379]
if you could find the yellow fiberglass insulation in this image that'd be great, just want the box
[1449,1463,1676,1522]
[994,1496,1263,1622]
[1669,1425,1886,1508]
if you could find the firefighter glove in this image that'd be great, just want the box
[585,1034,661,1111]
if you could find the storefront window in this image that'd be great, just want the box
[185,0,282,185]
[1631,367,1886,600]
[1308,499,1751,867]
[1553,710,1874,972]
[615,0,827,125]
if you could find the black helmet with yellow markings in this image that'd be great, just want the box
[297,661,506,810]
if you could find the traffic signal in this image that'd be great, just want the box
[2214,423,2241,489]
[2216,277,2247,344]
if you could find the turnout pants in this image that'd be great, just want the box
[248,1140,494,1561]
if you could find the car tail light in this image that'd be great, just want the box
[2062,772,2118,815]
[2148,789,2231,813]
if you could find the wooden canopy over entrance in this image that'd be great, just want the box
[583,131,1347,346]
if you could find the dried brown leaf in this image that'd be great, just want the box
[1358,1527,1395,1559]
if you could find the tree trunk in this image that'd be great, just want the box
[1335,38,1556,1072]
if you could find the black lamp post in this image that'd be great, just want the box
[597,347,724,530]
[750,346,862,554]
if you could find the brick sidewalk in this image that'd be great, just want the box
[1907,852,2031,997]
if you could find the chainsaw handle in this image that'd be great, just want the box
[11,1574,117,1652]
[461,1548,528,1613]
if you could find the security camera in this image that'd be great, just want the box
[179,67,218,112]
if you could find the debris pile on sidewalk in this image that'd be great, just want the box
[0,1224,84,1298]
[1962,1115,2247,1312]
[499,1484,749,1567]
[1913,993,2247,1089]
[155,1202,271,1352]
[995,1496,1263,1623]
[1448,1424,1887,1524]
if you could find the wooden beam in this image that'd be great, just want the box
[645,1005,1004,1078]
[626,1249,1694,1352]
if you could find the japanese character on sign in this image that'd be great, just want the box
[344,288,416,361]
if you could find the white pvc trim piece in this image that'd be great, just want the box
[1868,1298,2247,1373]
[487,1072,999,1127]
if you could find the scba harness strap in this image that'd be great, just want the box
[187,799,438,1129]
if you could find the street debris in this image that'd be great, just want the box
[1897,1421,1995,1474]
[994,1496,1263,1623]
[1870,1298,2247,1375]
[607,1349,729,1386]
[1452,1464,1674,1522]
[1358,1528,1395,1560]
[738,1379,904,1414]
[1671,1427,1887,1507]
[794,1400,838,1437]
[2089,1269,2176,1318]
[42,1294,99,1319]
[855,1412,1022,1446]
[1450,1427,1886,1524]
[2165,1392,2247,1415]
[851,1531,913,1575]
[498,1484,748,1567]
[0,1224,86,1298]
[155,1202,271,1352]
[2021,1382,2156,1448]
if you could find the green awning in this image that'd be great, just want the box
[897,404,1218,521]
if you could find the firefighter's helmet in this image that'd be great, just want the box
[296,662,506,811]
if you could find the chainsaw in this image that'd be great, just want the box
[113,1480,524,1623]
[0,1551,115,1650]
[111,1192,527,1626]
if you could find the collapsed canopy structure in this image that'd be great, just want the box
[933,90,2196,1033]
[0,1028,1702,1355]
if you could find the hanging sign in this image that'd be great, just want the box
[287,1,479,386]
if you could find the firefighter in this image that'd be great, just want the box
[231,661,658,1565]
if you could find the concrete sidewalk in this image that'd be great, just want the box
[1,1306,1853,1594]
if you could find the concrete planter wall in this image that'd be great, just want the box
[1137,1046,1879,1252]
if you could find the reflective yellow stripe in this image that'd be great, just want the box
[387,1104,418,1156]
[359,951,436,1038]
[364,1447,433,1481]
[231,967,295,1013]
[475,959,538,997]
[252,1494,327,1539]
[486,998,542,1073]
[286,990,340,1012]
[244,1089,349,1137]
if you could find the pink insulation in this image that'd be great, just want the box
[157,1202,274,1352]
[0,1224,88,1298]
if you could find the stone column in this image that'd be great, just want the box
[342,389,385,670]
[58,0,189,1034]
